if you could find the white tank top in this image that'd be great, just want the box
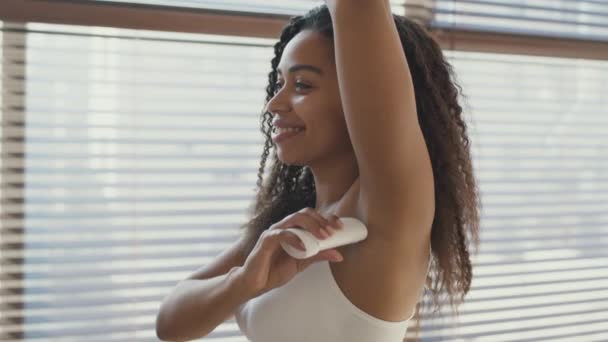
[234,254,430,342]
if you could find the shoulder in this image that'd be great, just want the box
[326,194,431,322]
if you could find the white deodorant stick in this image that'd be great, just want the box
[280,217,368,259]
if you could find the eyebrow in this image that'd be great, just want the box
[277,64,323,76]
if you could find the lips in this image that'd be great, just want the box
[272,119,306,130]
[272,128,305,144]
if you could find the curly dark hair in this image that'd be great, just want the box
[237,4,481,338]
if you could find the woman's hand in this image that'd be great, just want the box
[239,208,345,297]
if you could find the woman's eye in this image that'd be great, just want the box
[295,82,310,90]
[273,81,310,94]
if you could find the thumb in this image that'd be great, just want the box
[302,249,343,267]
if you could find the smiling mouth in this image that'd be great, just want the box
[272,128,305,144]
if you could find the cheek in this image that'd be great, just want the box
[319,116,350,147]
[298,94,347,140]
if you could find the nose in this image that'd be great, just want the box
[265,88,291,115]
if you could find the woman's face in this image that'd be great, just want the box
[265,30,353,166]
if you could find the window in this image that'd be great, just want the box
[1,1,607,341]
[433,0,608,41]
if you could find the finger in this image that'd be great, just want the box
[328,215,344,230]
[282,230,306,251]
[291,213,330,240]
[311,249,344,263]
[274,208,332,239]
[297,248,344,273]
[301,207,332,231]
[268,230,307,258]
[269,211,300,231]
[298,253,334,271]
[247,229,279,265]
[267,228,298,247]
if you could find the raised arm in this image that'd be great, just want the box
[327,0,434,241]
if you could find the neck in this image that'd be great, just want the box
[309,152,359,212]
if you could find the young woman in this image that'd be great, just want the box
[156,1,481,341]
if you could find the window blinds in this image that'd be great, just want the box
[421,50,608,341]
[0,23,274,341]
[1,4,607,342]
[92,0,325,14]
[432,0,608,42]
[89,0,410,15]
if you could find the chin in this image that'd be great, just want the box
[276,151,307,167]
[278,158,306,167]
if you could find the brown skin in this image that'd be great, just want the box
[240,4,481,337]
[265,29,359,212]
[264,23,430,325]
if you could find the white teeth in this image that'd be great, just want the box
[277,127,303,134]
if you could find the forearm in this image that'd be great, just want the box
[326,0,391,15]
[156,266,253,341]
[327,0,414,117]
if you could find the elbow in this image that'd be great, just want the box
[156,310,175,341]
[155,314,168,341]
[156,310,198,342]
